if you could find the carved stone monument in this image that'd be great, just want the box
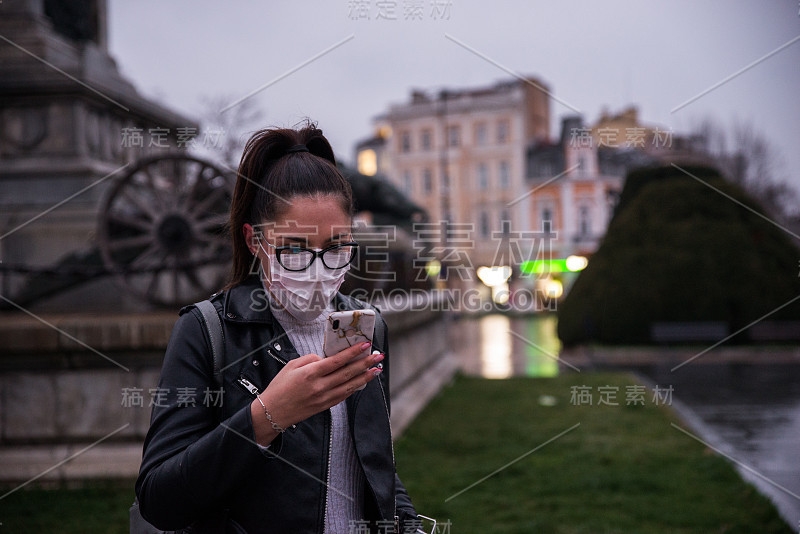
[0,0,198,312]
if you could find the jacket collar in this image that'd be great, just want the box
[221,275,370,324]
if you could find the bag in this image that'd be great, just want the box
[130,300,225,534]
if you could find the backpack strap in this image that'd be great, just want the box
[194,299,224,391]
[131,299,227,534]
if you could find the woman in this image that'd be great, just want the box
[135,123,418,533]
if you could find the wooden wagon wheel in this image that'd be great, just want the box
[98,154,233,307]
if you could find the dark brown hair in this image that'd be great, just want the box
[224,121,354,289]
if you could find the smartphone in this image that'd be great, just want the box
[323,309,376,360]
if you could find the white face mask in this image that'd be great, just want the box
[259,241,350,322]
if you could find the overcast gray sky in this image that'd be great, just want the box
[109,0,800,192]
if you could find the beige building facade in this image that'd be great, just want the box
[356,77,551,286]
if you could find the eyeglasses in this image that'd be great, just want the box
[260,237,358,271]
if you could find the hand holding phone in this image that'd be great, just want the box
[324,309,377,390]
[323,309,376,358]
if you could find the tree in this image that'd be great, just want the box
[191,94,265,169]
[557,164,800,346]
[689,117,797,220]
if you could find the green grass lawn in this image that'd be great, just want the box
[0,372,791,533]
[394,373,792,534]
[0,478,134,533]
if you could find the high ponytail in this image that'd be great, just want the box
[224,121,354,289]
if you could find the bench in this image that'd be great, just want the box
[650,321,729,343]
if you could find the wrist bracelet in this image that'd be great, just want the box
[255,395,290,433]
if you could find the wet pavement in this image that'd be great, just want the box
[453,313,800,528]
[453,313,561,378]
[636,363,800,528]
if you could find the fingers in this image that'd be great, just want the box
[332,364,382,400]
[313,341,372,376]
[340,350,383,379]
[320,350,383,392]
[264,347,383,425]
[288,353,325,368]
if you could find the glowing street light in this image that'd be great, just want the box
[477,265,512,304]
[566,255,588,272]
[425,259,442,277]
[476,265,512,287]
[543,278,563,299]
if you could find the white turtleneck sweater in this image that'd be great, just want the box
[257,287,366,533]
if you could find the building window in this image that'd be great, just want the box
[357,149,377,176]
[402,171,412,195]
[499,161,510,189]
[542,206,553,234]
[500,209,511,235]
[447,125,460,147]
[479,210,490,238]
[579,205,591,236]
[497,120,509,143]
[401,131,411,153]
[475,122,488,145]
[441,170,450,192]
[421,129,432,151]
[477,162,489,190]
[423,168,433,193]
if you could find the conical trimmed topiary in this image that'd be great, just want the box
[557,164,800,346]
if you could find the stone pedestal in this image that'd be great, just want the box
[0,303,457,483]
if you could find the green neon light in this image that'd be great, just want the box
[520,259,568,274]
[520,258,588,274]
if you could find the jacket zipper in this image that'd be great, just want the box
[321,408,333,533]
[236,376,259,396]
[376,377,397,524]
[266,348,287,365]
[352,392,389,531]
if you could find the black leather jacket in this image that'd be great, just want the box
[135,275,417,533]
